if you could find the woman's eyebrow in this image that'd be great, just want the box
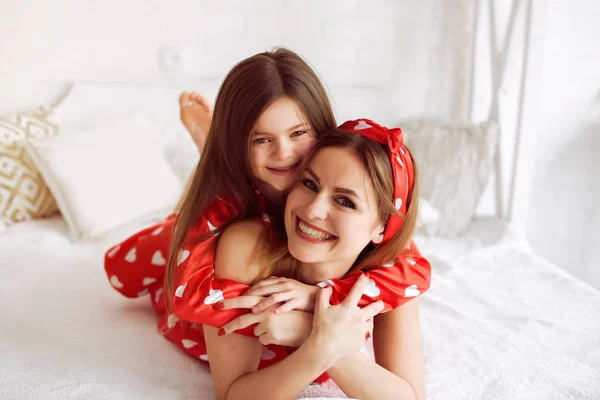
[306,167,360,199]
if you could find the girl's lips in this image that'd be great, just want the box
[267,162,299,176]
[295,216,337,244]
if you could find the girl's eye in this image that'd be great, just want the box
[291,130,307,137]
[301,178,318,192]
[335,197,356,209]
[253,137,271,144]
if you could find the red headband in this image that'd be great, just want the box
[338,119,414,244]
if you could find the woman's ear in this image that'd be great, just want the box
[371,223,385,245]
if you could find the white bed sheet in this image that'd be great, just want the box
[0,215,599,399]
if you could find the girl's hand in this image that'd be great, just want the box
[217,297,313,347]
[244,276,320,314]
[309,275,384,362]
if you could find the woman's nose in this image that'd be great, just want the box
[305,193,328,220]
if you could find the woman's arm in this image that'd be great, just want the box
[326,298,425,400]
[204,324,333,400]
[207,220,333,399]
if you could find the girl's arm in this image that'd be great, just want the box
[326,298,425,400]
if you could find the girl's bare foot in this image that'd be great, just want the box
[179,91,212,153]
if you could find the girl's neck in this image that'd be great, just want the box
[255,181,286,208]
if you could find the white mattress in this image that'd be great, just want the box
[1,215,599,399]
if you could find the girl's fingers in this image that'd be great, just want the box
[273,299,300,314]
[247,282,291,297]
[216,295,264,311]
[245,277,280,294]
[342,274,369,308]
[219,313,262,335]
[360,300,385,320]
[252,291,293,314]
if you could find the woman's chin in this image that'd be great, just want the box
[288,242,321,264]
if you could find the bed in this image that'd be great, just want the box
[2,1,599,399]
[1,213,599,399]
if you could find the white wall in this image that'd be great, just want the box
[0,0,474,124]
[524,1,600,289]
[472,0,600,289]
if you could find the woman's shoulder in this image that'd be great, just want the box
[214,218,267,285]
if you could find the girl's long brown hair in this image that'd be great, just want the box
[261,129,420,281]
[164,48,336,306]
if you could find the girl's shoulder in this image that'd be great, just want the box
[214,218,268,285]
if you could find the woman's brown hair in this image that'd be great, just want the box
[262,128,420,280]
[164,48,336,305]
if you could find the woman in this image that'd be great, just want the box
[199,120,425,399]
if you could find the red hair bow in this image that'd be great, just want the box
[338,119,414,244]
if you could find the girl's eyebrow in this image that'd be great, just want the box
[306,167,360,199]
[254,123,308,136]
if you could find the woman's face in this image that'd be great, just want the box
[284,146,385,272]
[250,97,317,193]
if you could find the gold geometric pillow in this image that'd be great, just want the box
[0,109,59,224]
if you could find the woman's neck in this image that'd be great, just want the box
[297,259,355,285]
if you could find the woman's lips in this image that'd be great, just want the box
[295,216,337,243]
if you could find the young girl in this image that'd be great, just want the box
[104,49,430,379]
[200,120,424,399]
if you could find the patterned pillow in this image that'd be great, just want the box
[401,118,498,237]
[0,109,59,224]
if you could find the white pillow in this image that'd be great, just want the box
[25,113,182,242]
[401,119,498,237]
[416,198,441,236]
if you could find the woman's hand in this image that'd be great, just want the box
[309,275,384,362]
[217,296,313,347]
[244,276,320,314]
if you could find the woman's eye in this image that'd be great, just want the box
[301,179,318,191]
[335,197,356,209]
[253,137,271,144]
[291,130,307,137]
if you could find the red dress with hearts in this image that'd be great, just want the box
[104,192,431,382]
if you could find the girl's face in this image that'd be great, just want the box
[250,97,317,193]
[284,147,385,275]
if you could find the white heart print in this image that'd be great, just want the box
[364,279,381,297]
[382,261,394,267]
[143,277,156,286]
[354,120,372,130]
[405,257,417,266]
[261,346,276,360]
[177,249,190,266]
[125,248,137,263]
[199,354,209,362]
[167,314,179,329]
[204,289,224,305]
[395,198,403,210]
[110,275,124,289]
[107,245,120,258]
[182,339,198,349]
[316,280,335,288]
[151,226,163,236]
[154,288,163,304]
[404,284,420,298]
[262,213,270,223]
[396,155,405,167]
[175,283,187,298]
[151,251,166,266]
[207,220,217,232]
